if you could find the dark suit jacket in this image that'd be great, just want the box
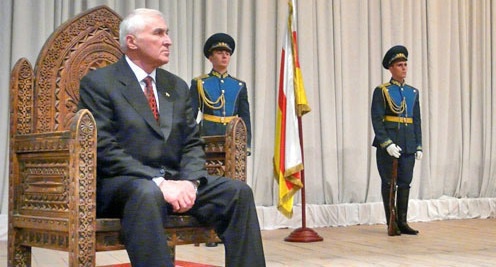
[78,57,208,182]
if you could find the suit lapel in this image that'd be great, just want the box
[115,59,163,136]
[156,69,175,140]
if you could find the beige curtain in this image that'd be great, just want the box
[1,0,496,231]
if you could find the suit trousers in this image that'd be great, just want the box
[96,175,265,267]
[376,148,416,190]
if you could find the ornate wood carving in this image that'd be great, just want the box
[12,216,68,231]
[33,6,122,133]
[10,59,34,135]
[17,229,69,249]
[69,110,97,266]
[19,160,69,213]
[13,133,72,218]
[15,134,70,153]
[225,118,247,182]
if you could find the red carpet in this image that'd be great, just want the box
[100,261,218,267]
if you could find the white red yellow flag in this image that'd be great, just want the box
[274,0,311,218]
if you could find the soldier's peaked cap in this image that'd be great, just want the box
[382,45,408,69]
[203,33,235,58]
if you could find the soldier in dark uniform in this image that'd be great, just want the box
[371,45,423,235]
[190,33,252,155]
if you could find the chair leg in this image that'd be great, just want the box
[68,242,96,267]
[168,244,176,263]
[205,229,219,247]
[205,242,218,247]
[9,237,32,267]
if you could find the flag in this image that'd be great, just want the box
[274,0,311,218]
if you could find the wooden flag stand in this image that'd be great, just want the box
[284,118,323,242]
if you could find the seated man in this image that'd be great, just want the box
[78,8,265,267]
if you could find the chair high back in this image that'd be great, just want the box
[8,6,122,266]
[11,6,122,135]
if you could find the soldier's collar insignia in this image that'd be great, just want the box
[211,70,229,79]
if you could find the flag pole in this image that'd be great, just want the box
[284,116,323,242]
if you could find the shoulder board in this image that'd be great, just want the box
[193,74,210,81]
[228,75,245,84]
[378,82,391,90]
[404,84,418,91]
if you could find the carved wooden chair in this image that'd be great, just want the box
[8,5,247,266]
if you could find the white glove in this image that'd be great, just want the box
[415,151,423,160]
[386,144,402,158]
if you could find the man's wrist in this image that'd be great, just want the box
[190,180,200,193]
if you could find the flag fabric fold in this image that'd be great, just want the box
[274,0,311,218]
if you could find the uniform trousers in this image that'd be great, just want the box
[376,148,416,190]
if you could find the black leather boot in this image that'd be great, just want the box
[381,187,401,236]
[396,188,419,235]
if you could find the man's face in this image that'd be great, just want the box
[389,60,408,82]
[129,15,172,69]
[208,49,231,71]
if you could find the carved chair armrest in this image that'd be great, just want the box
[202,117,247,182]
[8,109,97,260]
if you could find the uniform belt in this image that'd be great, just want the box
[203,114,237,124]
[384,115,413,124]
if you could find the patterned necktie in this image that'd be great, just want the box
[143,76,159,121]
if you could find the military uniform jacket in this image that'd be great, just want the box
[189,70,252,152]
[371,79,422,154]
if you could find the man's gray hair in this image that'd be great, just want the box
[119,8,165,52]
